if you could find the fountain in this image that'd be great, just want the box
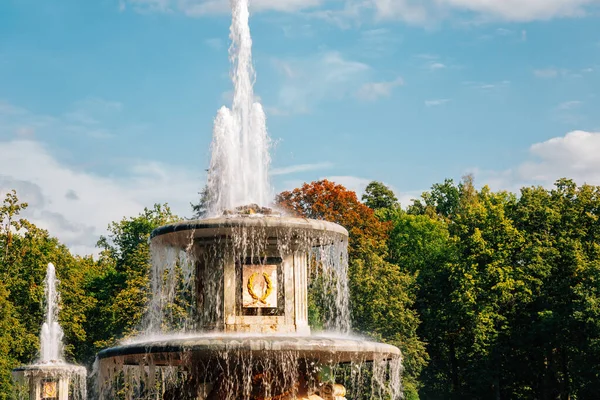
[95,0,402,398]
[12,263,87,400]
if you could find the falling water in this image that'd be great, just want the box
[206,0,271,215]
[93,0,403,397]
[39,262,64,363]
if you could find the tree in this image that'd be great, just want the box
[508,179,600,399]
[277,179,389,259]
[0,191,100,397]
[407,178,462,220]
[362,181,399,211]
[0,281,25,400]
[85,204,181,351]
[277,180,427,397]
[191,185,210,218]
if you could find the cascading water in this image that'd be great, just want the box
[11,263,87,400]
[206,0,271,215]
[94,0,403,398]
[40,262,64,364]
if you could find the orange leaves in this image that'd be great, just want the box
[276,180,390,257]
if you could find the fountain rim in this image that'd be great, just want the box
[12,363,87,373]
[96,334,400,364]
[151,216,349,241]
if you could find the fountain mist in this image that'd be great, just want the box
[207,0,271,215]
[40,262,64,364]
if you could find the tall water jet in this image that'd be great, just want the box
[40,262,64,364]
[206,0,271,215]
[12,263,86,400]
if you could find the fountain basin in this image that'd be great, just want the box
[97,335,400,365]
[151,216,349,246]
[12,364,87,400]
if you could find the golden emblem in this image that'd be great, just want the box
[42,380,57,399]
[247,272,273,305]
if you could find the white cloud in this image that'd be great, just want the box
[271,162,333,176]
[0,99,201,256]
[371,0,431,23]
[371,0,599,23]
[534,68,560,78]
[464,80,510,90]
[324,175,373,196]
[557,100,582,110]
[521,131,600,182]
[0,139,201,256]
[474,131,600,192]
[0,101,28,116]
[271,51,370,114]
[356,28,403,57]
[428,62,447,71]
[425,98,451,107]
[356,77,404,101]
[126,0,323,15]
[122,0,600,24]
[439,0,596,21]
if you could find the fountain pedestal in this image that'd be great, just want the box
[96,216,402,400]
[150,216,349,335]
[12,364,87,400]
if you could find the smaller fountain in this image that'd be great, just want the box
[12,263,87,400]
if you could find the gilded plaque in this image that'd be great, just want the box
[41,380,58,399]
[242,264,277,308]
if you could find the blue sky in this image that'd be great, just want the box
[1,0,599,254]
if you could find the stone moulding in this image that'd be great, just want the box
[97,335,401,365]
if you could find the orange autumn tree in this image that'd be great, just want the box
[277,180,427,397]
[276,179,389,258]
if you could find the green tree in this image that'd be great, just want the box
[0,190,99,397]
[191,185,210,218]
[509,179,600,399]
[407,178,462,220]
[0,281,25,400]
[362,181,399,211]
[277,180,427,397]
[85,204,180,352]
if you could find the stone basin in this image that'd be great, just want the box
[12,363,87,400]
[97,334,400,366]
[151,216,349,246]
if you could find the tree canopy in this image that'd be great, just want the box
[1,176,600,399]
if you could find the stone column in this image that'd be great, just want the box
[57,376,70,400]
[294,250,310,335]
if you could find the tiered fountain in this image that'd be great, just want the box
[95,0,402,398]
[12,263,87,400]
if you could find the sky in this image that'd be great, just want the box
[1,0,599,255]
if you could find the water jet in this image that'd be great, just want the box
[12,263,87,400]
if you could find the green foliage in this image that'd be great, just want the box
[410,178,600,399]
[0,191,99,396]
[2,176,600,400]
[277,180,427,396]
[362,181,399,210]
[191,185,210,218]
[85,204,180,352]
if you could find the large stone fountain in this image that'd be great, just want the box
[94,0,402,397]
[96,210,402,399]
